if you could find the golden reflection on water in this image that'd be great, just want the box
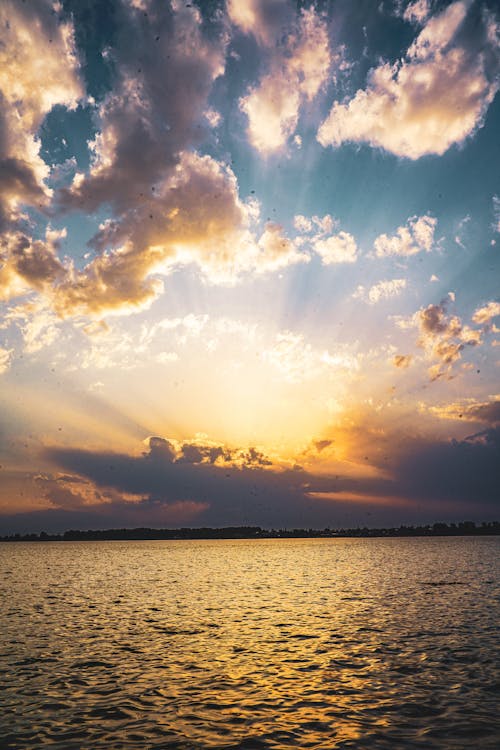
[1,537,499,749]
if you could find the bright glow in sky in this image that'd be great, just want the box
[0,0,499,532]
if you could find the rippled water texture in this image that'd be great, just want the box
[1,537,499,749]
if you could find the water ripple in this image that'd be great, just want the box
[1,536,499,749]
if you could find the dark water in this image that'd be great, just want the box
[1,537,499,749]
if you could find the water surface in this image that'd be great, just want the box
[1,536,499,749]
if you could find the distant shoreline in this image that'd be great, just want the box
[1,521,498,542]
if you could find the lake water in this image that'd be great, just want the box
[1,537,499,749]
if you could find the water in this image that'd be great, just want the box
[1,537,499,749]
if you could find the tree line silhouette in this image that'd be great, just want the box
[1,520,498,542]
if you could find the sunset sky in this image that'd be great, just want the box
[0,0,499,533]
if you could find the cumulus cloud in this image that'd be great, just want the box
[354,278,407,304]
[312,232,358,265]
[0,2,301,317]
[318,1,500,158]
[51,153,308,317]
[239,6,331,154]
[0,0,82,228]
[472,300,500,326]
[59,0,225,214]
[0,227,68,303]
[414,297,484,380]
[374,215,436,257]
[294,213,358,265]
[256,222,309,272]
[0,1,330,320]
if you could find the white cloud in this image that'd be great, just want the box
[355,278,407,304]
[239,7,331,154]
[374,215,436,257]
[318,1,499,159]
[240,76,301,154]
[313,232,358,265]
[294,214,313,233]
[263,331,360,384]
[256,222,309,273]
[227,0,289,47]
[294,213,357,265]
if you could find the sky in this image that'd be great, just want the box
[0,0,499,533]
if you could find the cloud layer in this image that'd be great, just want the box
[3,414,498,532]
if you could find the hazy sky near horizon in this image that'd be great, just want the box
[0,0,499,533]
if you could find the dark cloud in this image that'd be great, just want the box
[1,424,498,534]
[466,401,500,425]
[394,427,500,506]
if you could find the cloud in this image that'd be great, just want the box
[256,222,309,272]
[0,347,12,375]
[414,297,483,379]
[373,215,436,257]
[55,153,307,316]
[354,278,407,304]
[0,0,83,228]
[262,332,360,384]
[2,155,306,320]
[393,354,412,369]
[227,0,289,47]
[37,436,325,529]
[0,227,67,303]
[59,0,225,215]
[392,426,500,506]
[472,300,500,326]
[0,4,298,317]
[293,213,358,265]
[239,7,331,154]
[403,0,432,25]
[1,415,494,533]
[429,397,500,425]
[2,299,62,354]
[312,231,358,265]
[318,1,500,158]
